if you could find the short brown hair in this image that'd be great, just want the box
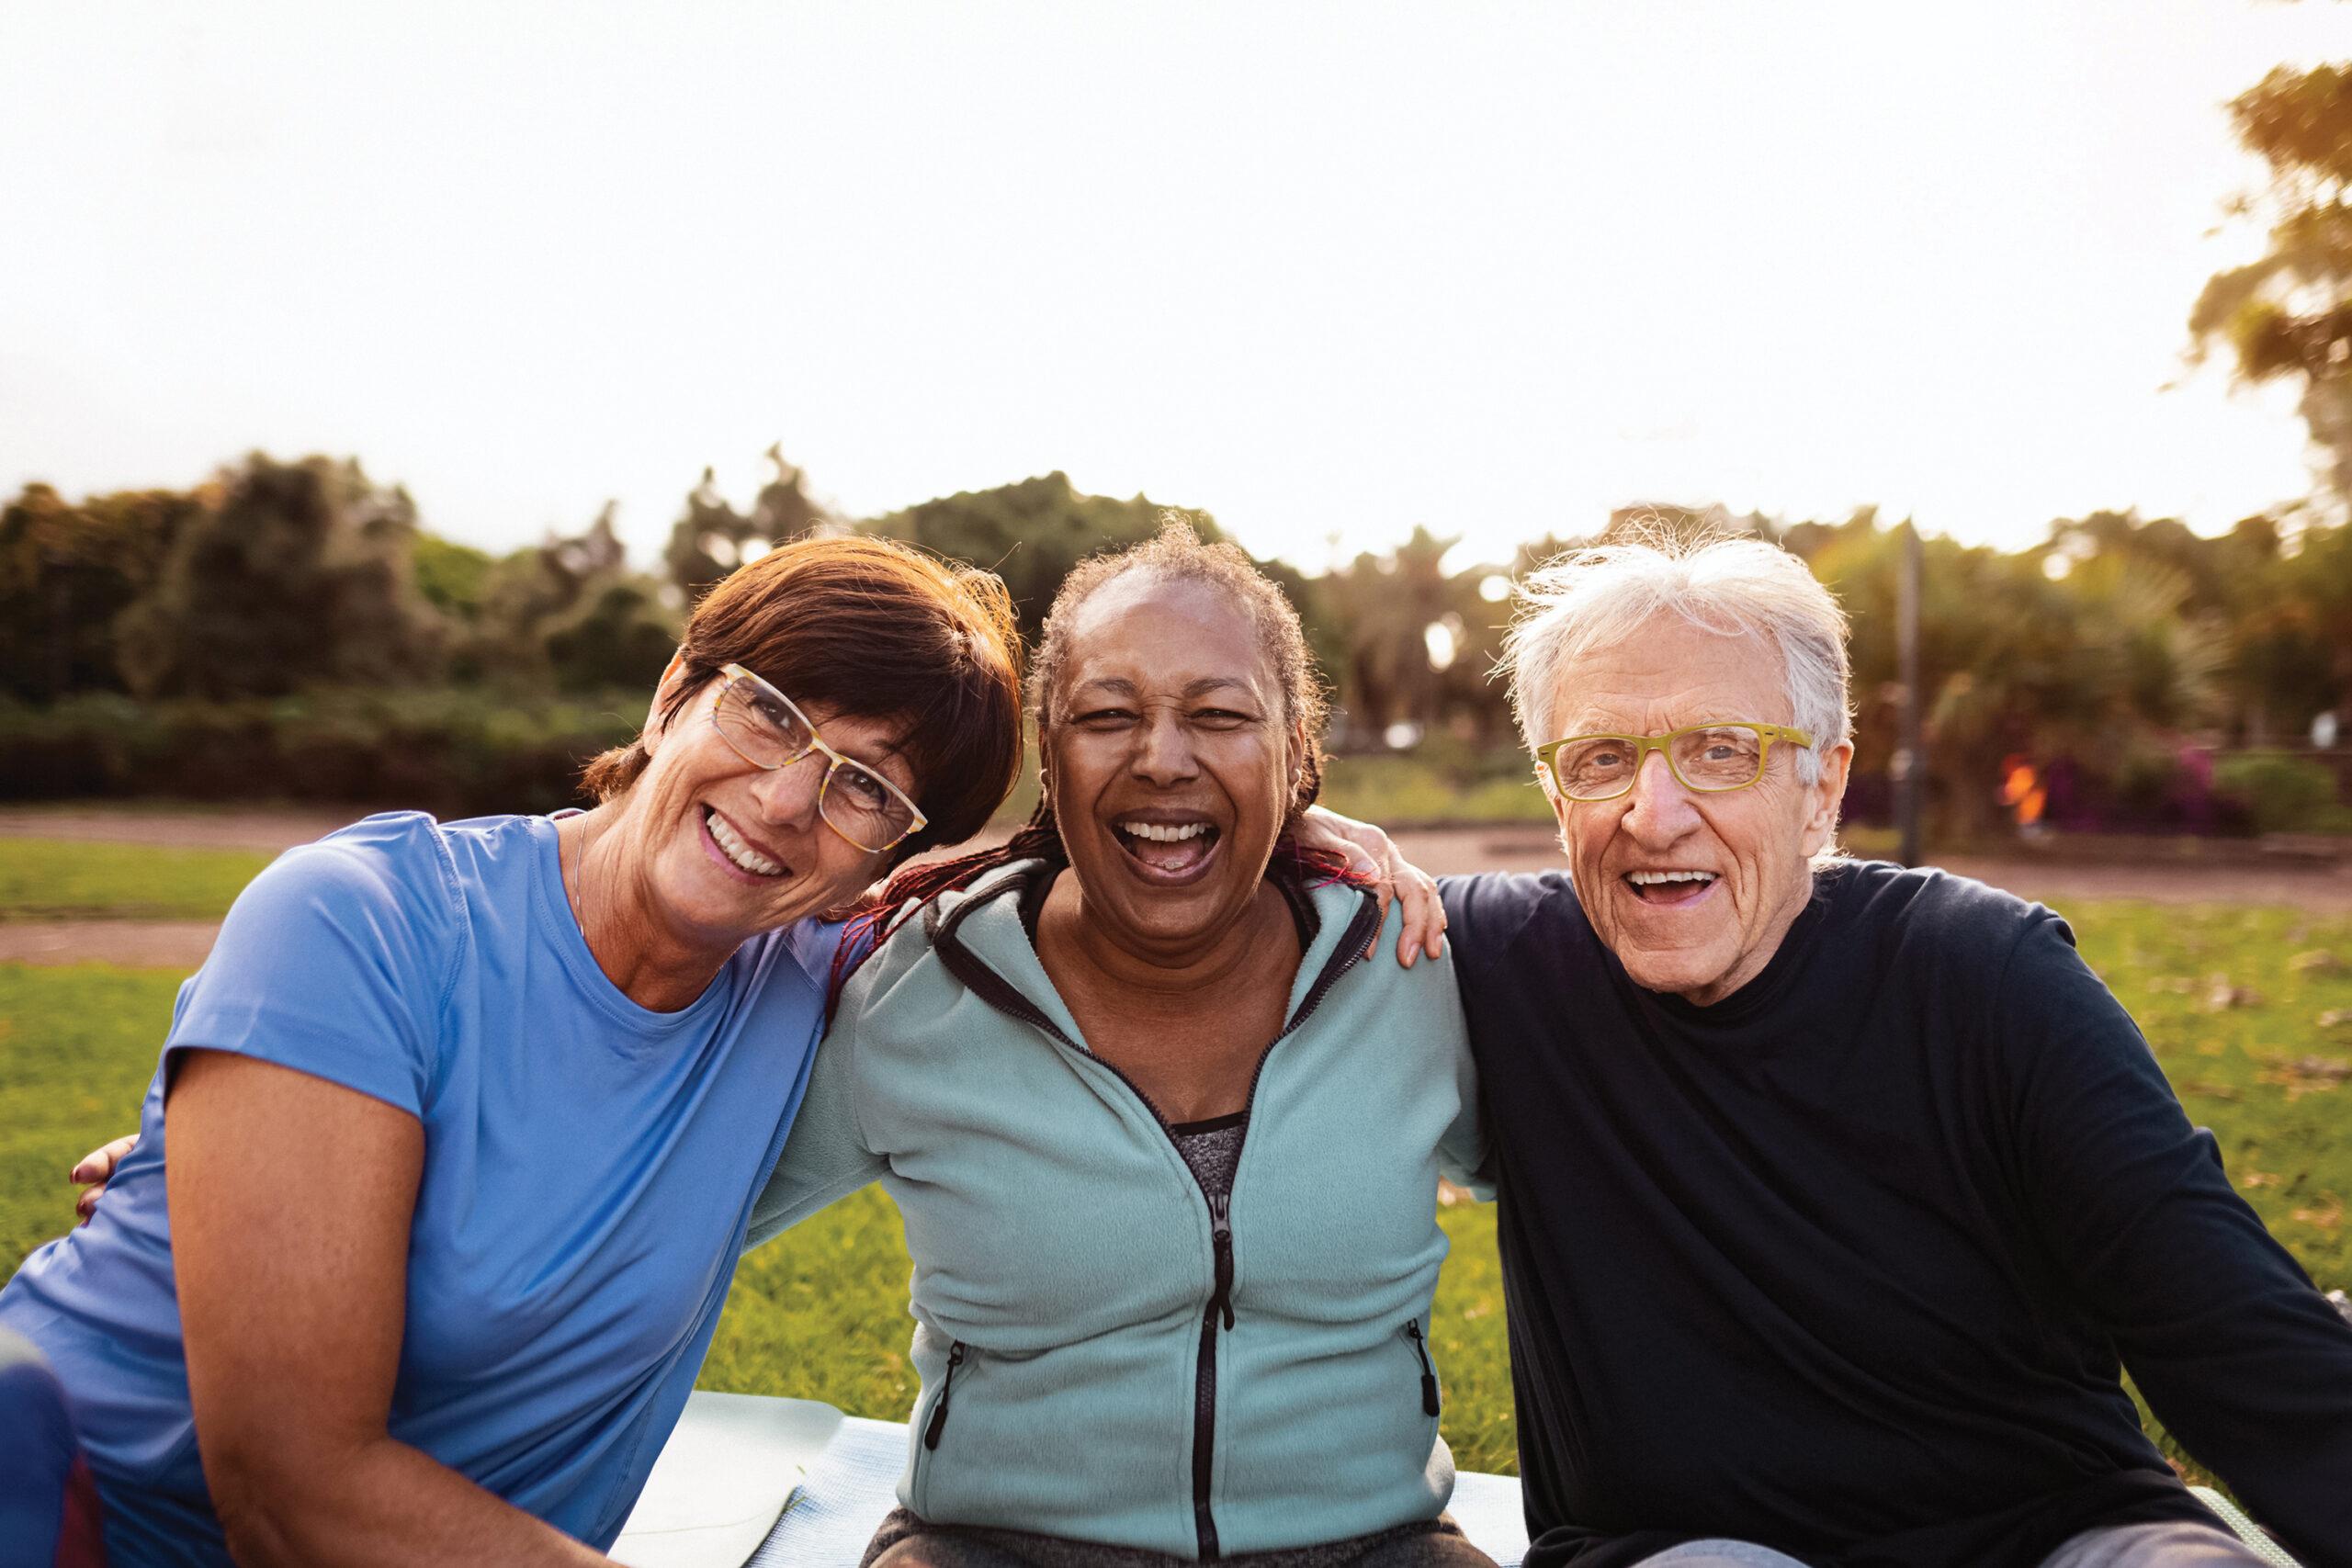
[580,535,1023,864]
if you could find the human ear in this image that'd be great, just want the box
[1798,740,1855,858]
[1538,762,1575,851]
[640,649,693,754]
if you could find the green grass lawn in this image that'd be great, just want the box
[0,840,277,922]
[3,899,2346,1483]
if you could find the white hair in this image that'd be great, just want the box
[1500,535,1851,784]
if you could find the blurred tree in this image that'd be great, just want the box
[855,472,1354,719]
[542,578,684,694]
[1809,510,2234,836]
[2212,512,2335,743]
[412,532,494,619]
[858,471,1210,648]
[114,455,443,700]
[663,445,828,604]
[469,503,680,692]
[2041,508,2335,744]
[1320,528,1511,747]
[0,481,202,701]
[2190,54,2352,501]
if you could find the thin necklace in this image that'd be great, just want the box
[563,817,588,934]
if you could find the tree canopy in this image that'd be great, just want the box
[2192,55,2352,501]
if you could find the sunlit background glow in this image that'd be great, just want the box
[2,0,2342,570]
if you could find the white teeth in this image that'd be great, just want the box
[1119,821,1210,843]
[1627,870,1716,886]
[707,810,784,876]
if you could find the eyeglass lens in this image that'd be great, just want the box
[711,683,916,851]
[1552,726,1767,799]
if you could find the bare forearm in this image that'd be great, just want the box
[213,1434,613,1568]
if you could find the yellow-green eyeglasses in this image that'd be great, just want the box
[1536,723,1814,804]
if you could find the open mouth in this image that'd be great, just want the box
[1624,869,1717,906]
[1113,815,1223,884]
[703,806,793,882]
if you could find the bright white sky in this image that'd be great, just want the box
[1,1,2343,574]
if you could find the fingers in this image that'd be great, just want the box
[1360,851,1396,958]
[71,1134,138,1225]
[1359,841,1445,968]
[1390,866,1445,967]
[71,1134,137,1185]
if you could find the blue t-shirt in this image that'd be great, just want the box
[0,812,838,1564]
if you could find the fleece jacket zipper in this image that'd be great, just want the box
[929,877,1383,1560]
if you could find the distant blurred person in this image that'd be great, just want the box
[0,1327,106,1567]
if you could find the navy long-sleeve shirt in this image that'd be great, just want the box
[1442,861,2352,1568]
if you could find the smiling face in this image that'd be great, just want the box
[616,668,918,954]
[1044,570,1304,966]
[1540,615,1850,1006]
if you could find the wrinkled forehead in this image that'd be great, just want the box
[1547,617,1790,737]
[1052,570,1278,710]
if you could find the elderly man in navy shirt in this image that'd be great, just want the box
[1434,536,2352,1568]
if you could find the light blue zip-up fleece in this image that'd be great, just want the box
[751,860,1484,1559]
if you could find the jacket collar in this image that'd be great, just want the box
[927,858,1381,1049]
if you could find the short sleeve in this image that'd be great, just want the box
[164,822,459,1120]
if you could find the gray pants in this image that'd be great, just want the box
[1629,1519,2278,1568]
[864,1509,1496,1568]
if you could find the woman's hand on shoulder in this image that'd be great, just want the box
[1295,806,1446,967]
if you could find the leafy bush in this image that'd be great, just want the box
[1318,750,1553,826]
[2214,751,2341,835]
[0,689,642,818]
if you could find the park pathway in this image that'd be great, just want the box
[8,808,2352,968]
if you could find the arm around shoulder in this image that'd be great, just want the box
[747,946,894,1248]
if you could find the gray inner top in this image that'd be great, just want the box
[1170,1113,1247,1199]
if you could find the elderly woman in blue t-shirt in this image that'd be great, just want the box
[0,537,1028,1565]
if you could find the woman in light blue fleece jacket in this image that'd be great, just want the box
[757,522,1493,1568]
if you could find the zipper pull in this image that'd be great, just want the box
[1404,1321,1440,1416]
[1207,1191,1236,1331]
[923,1341,966,1450]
